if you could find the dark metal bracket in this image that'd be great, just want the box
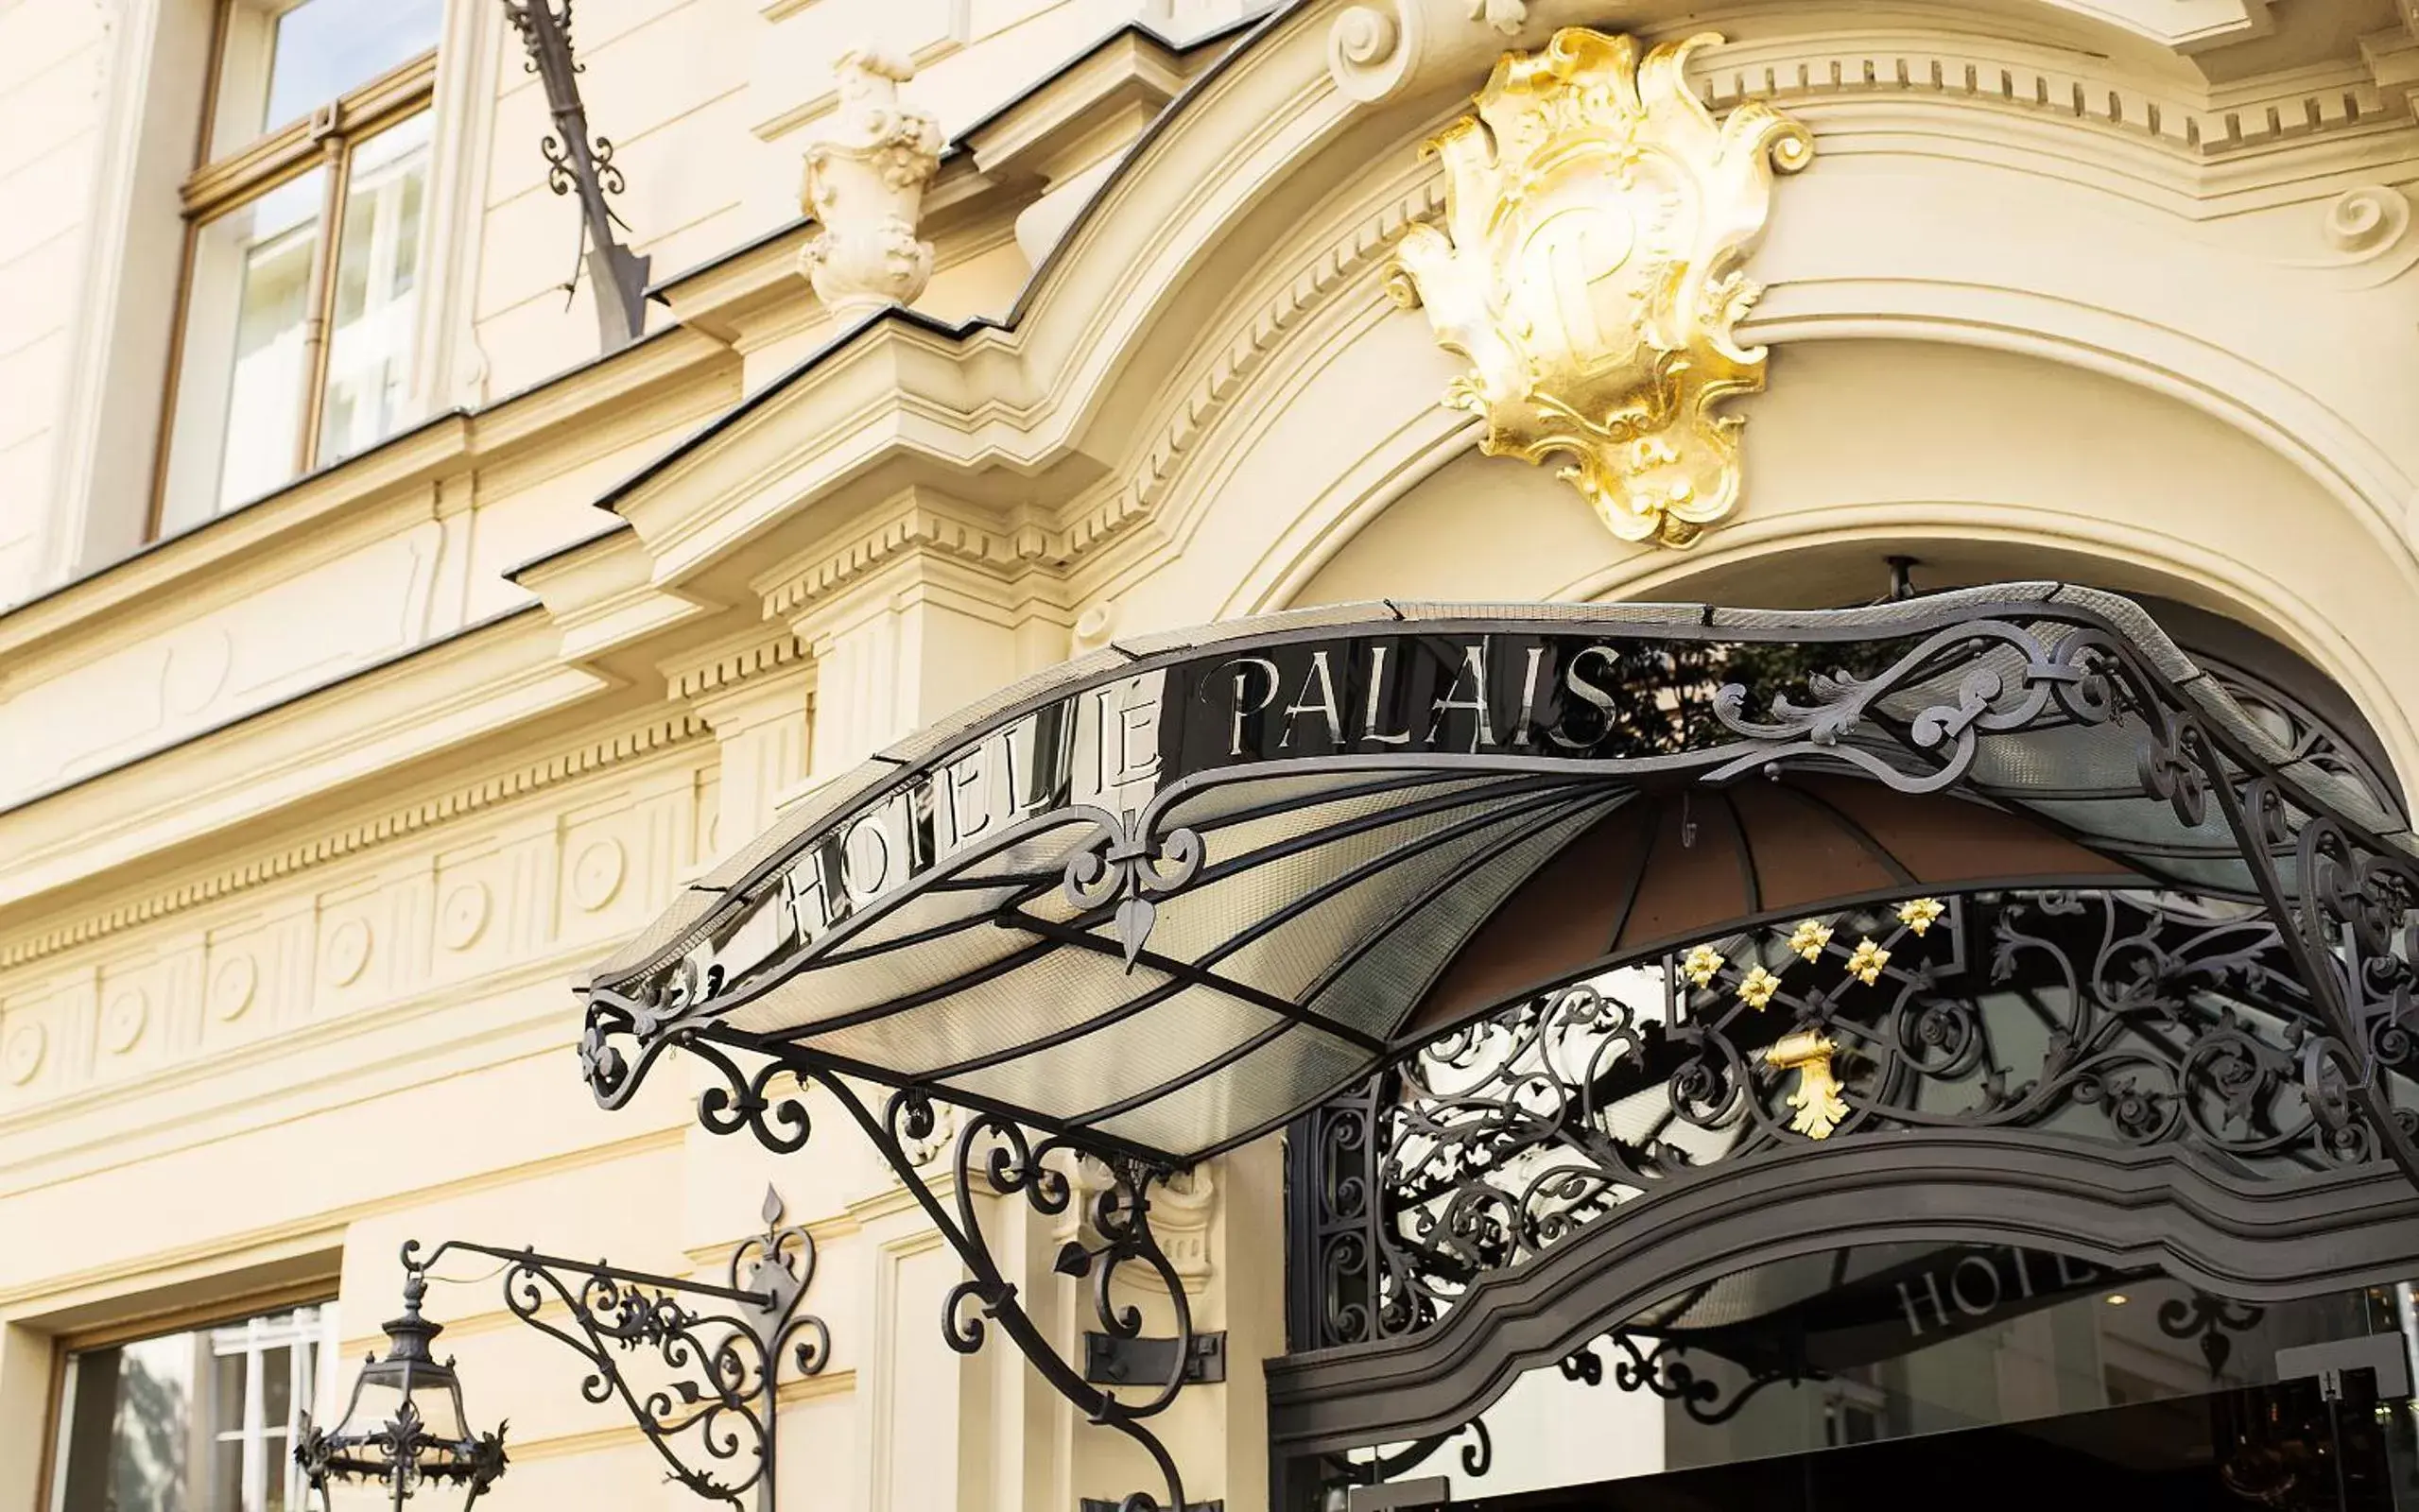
[582,1027,1223,1511]
[500,0,651,352]
[1346,1478,1451,1511]
[404,1185,829,1510]
[2276,1332,2415,1401]
[1080,1503,1221,1512]
[1085,1330,1226,1386]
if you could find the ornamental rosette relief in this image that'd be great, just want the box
[1389,29,1811,547]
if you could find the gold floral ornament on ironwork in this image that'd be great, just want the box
[1896,897,1946,936]
[1845,937,1890,986]
[1766,1030,1848,1139]
[1681,944,1726,988]
[1387,29,1813,548]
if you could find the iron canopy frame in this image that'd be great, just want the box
[572,588,2419,1511]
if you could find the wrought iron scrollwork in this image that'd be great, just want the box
[500,0,651,350]
[596,1046,1208,1512]
[402,1186,827,1509]
[1707,618,2120,792]
[1063,808,1207,967]
[1296,887,2379,1349]
[1703,609,2419,1184]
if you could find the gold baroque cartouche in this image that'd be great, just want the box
[1389,28,1812,547]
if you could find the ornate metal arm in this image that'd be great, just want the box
[404,1186,829,1510]
[500,0,651,351]
[577,1013,1211,1512]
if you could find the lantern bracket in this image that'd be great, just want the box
[594,1029,1213,1512]
[389,1187,830,1510]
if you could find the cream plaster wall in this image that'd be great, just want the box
[9,1,2419,1510]
[0,0,120,606]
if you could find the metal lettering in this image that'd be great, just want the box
[840,809,899,907]
[1425,642,1496,750]
[1361,644,1414,746]
[1114,691,1163,786]
[1897,1273,1944,1338]
[1948,1254,2003,1317]
[938,740,998,855]
[1512,644,1548,746]
[1281,650,1345,749]
[1210,657,1283,757]
[783,844,841,945]
[1548,644,1621,749]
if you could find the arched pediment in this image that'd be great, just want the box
[555,0,2419,782]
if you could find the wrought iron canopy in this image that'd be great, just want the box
[578,586,2419,1168]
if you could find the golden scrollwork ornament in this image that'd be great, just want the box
[1388,29,1812,547]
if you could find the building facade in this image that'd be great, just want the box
[9,0,2419,1508]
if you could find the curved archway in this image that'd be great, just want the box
[1266,1129,2419,1459]
[1246,337,2419,793]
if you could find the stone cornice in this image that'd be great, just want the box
[665,626,813,700]
[0,617,610,917]
[0,325,734,670]
[596,2,2419,652]
[1698,36,2410,163]
[0,712,709,972]
[755,492,1069,620]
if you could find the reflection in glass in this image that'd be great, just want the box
[1313,1254,2419,1511]
[319,114,430,465]
[160,169,326,535]
[209,0,443,148]
[49,1304,337,1512]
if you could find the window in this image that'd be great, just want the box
[155,0,442,539]
[48,1301,340,1512]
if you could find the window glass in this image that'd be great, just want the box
[1300,1254,2419,1511]
[319,113,432,465]
[49,1303,337,1512]
[160,166,327,536]
[210,0,443,150]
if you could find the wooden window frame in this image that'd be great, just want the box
[31,1274,342,1509]
[147,6,440,541]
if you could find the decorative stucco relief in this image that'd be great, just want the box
[1390,30,1810,548]
[2,1021,44,1086]
[1106,177,1449,556]
[0,713,709,971]
[0,522,442,808]
[1697,41,2404,163]
[801,50,942,320]
[211,953,257,1021]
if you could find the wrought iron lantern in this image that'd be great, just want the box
[296,1271,509,1510]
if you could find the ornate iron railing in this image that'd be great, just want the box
[1290,886,2385,1351]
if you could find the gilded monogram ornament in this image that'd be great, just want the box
[1388,29,1812,546]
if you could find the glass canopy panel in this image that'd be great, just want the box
[1131,783,1572,969]
[1085,1023,1376,1153]
[1201,796,1611,1007]
[584,588,2419,1164]
[1307,802,1625,1040]
[939,985,1285,1116]
[791,950,1178,1077]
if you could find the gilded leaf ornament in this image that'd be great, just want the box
[1388,29,1812,547]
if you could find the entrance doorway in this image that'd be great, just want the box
[1447,1378,2419,1511]
[1293,1249,2419,1512]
